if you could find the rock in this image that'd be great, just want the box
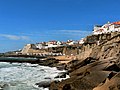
[104,64,120,72]
[63,84,72,90]
[0,83,9,90]
[49,81,60,90]
[66,57,97,73]
[56,63,67,70]
[44,77,51,80]
[55,72,67,78]
[50,32,120,90]
[38,58,59,67]
[93,73,120,90]
[50,71,110,90]
[69,61,109,77]
[35,81,51,88]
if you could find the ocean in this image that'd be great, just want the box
[0,62,69,90]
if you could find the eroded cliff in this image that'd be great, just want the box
[50,32,120,90]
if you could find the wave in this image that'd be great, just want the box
[0,62,68,90]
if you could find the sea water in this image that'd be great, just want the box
[0,62,69,90]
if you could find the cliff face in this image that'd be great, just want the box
[21,44,46,54]
[50,32,120,90]
[76,32,120,60]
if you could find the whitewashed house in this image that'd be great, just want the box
[79,38,85,44]
[67,40,78,45]
[35,43,48,49]
[35,43,43,49]
[57,41,62,45]
[47,41,64,48]
[93,21,120,35]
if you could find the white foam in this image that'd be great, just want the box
[0,62,68,90]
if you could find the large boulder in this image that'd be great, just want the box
[50,71,109,90]
[35,81,51,88]
[93,73,120,90]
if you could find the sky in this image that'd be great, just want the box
[0,0,120,52]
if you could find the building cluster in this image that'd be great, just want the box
[20,21,120,55]
[33,39,85,50]
[35,41,63,49]
[93,21,120,35]
[21,39,85,55]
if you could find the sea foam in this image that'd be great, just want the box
[0,62,68,90]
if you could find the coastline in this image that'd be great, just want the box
[0,31,120,90]
[49,32,120,90]
[0,55,70,90]
[0,61,69,90]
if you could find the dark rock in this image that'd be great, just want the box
[35,81,51,88]
[56,63,67,70]
[55,72,67,78]
[49,81,60,90]
[0,83,9,90]
[63,84,72,90]
[104,64,120,72]
[44,77,51,80]
[38,58,59,67]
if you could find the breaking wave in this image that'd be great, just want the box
[0,62,68,90]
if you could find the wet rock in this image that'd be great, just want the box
[49,81,60,90]
[35,81,51,88]
[56,63,67,70]
[44,77,51,80]
[0,83,9,90]
[38,58,59,67]
[55,72,67,78]
[63,84,72,90]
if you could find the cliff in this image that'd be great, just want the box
[50,32,120,90]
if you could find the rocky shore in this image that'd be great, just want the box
[49,32,120,90]
[0,32,120,90]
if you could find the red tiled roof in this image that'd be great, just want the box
[112,21,120,25]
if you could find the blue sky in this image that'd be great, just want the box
[0,0,120,52]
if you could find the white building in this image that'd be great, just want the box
[35,41,64,49]
[47,41,63,48]
[67,40,78,45]
[79,38,85,44]
[35,43,48,49]
[35,43,43,49]
[93,21,120,35]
